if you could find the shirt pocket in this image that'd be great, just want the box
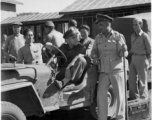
[110,57,123,70]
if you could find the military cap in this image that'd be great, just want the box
[11,21,22,26]
[45,21,55,27]
[94,14,113,24]
[79,24,90,31]
[68,19,77,27]
[63,29,78,39]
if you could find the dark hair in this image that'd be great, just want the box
[68,19,77,27]
[23,28,34,36]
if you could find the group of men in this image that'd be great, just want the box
[1,13,151,120]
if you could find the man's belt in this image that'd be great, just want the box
[133,53,146,56]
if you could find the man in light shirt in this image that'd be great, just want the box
[3,21,25,63]
[128,18,151,100]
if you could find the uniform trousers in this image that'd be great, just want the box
[56,56,87,84]
[97,71,125,120]
[128,55,148,100]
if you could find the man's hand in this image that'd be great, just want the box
[92,59,99,65]
[121,44,127,52]
[9,55,17,62]
[86,50,91,57]
[45,42,54,51]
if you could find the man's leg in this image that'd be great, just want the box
[97,73,110,120]
[70,56,87,83]
[135,56,148,99]
[128,61,138,100]
[54,56,87,88]
[109,72,125,120]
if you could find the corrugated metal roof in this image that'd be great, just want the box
[60,0,151,14]
[1,12,64,25]
[1,0,23,5]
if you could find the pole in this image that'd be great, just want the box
[123,52,128,120]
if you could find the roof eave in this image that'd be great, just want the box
[59,3,151,15]
[1,1,23,5]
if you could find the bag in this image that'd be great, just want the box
[128,99,150,120]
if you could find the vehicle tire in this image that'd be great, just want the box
[90,85,117,119]
[1,101,26,120]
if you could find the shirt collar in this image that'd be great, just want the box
[135,30,143,36]
[100,29,114,38]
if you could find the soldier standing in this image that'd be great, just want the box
[44,21,65,48]
[3,22,25,63]
[128,18,151,100]
[91,14,128,120]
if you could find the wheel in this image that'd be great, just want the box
[1,102,26,120]
[90,85,117,119]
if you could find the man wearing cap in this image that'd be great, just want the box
[128,18,151,100]
[44,21,65,48]
[79,24,94,57]
[91,14,128,120]
[68,19,81,41]
[3,21,25,63]
[53,29,87,89]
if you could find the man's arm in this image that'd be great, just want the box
[91,37,99,64]
[17,49,24,63]
[86,39,94,57]
[143,33,151,57]
[117,34,128,57]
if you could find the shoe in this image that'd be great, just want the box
[54,80,63,89]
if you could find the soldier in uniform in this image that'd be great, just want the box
[128,18,151,100]
[17,29,43,64]
[53,29,87,89]
[91,14,128,120]
[44,21,65,48]
[3,22,25,63]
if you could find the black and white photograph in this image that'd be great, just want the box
[1,0,151,120]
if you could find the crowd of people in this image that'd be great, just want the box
[1,14,151,120]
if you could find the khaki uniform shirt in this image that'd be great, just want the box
[91,30,128,73]
[130,30,151,56]
[45,29,65,47]
[4,34,25,59]
[17,43,43,64]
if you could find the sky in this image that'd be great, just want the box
[16,0,76,13]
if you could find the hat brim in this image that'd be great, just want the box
[66,32,78,39]
[94,19,113,24]
[79,26,90,31]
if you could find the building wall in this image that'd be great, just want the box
[1,2,16,21]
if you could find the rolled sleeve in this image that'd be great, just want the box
[91,38,99,60]
[117,34,128,57]
[144,33,151,56]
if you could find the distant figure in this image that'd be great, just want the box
[68,19,81,41]
[44,21,65,48]
[79,24,94,57]
[17,29,43,64]
[1,34,7,63]
[3,21,25,63]
[128,18,151,100]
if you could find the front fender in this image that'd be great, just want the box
[1,82,46,117]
